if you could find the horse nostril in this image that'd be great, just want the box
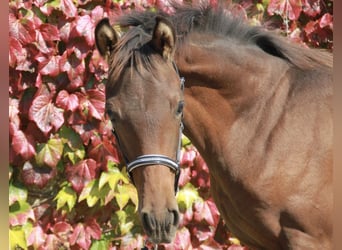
[142,212,155,233]
[170,209,180,226]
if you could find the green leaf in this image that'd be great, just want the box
[45,0,61,8]
[9,200,35,226]
[55,185,77,211]
[36,138,64,168]
[9,182,27,206]
[60,126,85,164]
[64,144,85,164]
[9,226,27,250]
[182,135,192,147]
[78,179,111,207]
[116,184,138,210]
[59,125,84,150]
[90,240,109,250]
[112,210,134,235]
[99,168,125,190]
[176,183,201,211]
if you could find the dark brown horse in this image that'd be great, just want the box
[95,3,332,249]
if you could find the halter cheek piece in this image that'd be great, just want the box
[111,63,185,194]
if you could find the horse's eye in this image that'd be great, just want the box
[106,109,117,125]
[176,101,185,115]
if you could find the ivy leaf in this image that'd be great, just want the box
[9,13,36,45]
[39,23,60,42]
[36,138,64,168]
[9,226,27,250]
[29,94,64,135]
[60,0,77,19]
[112,210,134,235]
[172,227,192,250]
[9,200,35,226]
[11,129,36,160]
[70,220,101,250]
[74,14,95,46]
[52,222,73,242]
[37,54,61,76]
[78,179,109,207]
[99,162,129,190]
[70,223,91,250]
[177,183,201,211]
[267,0,305,20]
[193,199,220,227]
[20,161,57,189]
[116,184,138,210]
[9,182,27,206]
[84,218,102,241]
[88,135,120,164]
[66,159,97,193]
[59,125,85,164]
[79,88,105,120]
[55,184,77,211]
[56,90,80,112]
[27,225,47,249]
[90,240,109,250]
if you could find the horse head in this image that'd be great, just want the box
[95,17,184,244]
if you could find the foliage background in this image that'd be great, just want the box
[9,0,332,249]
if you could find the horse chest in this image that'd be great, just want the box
[207,162,283,249]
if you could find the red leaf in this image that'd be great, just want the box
[194,199,220,226]
[267,0,305,21]
[319,13,333,29]
[27,225,47,249]
[11,130,36,160]
[87,135,120,164]
[38,55,61,76]
[60,52,85,89]
[39,23,60,42]
[302,0,321,17]
[59,20,75,43]
[20,161,57,189]
[52,221,73,242]
[172,227,192,249]
[35,30,52,54]
[75,15,95,46]
[70,223,91,250]
[91,6,105,23]
[9,201,35,226]
[82,88,105,120]
[60,0,78,19]
[66,159,97,193]
[29,94,64,134]
[56,90,80,112]
[84,218,101,240]
[9,37,27,68]
[9,13,36,45]
[9,98,20,133]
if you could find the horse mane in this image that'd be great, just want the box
[109,2,332,80]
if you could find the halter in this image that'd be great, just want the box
[112,63,185,194]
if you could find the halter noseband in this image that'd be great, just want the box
[112,64,185,194]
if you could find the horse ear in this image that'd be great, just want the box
[151,16,176,61]
[95,18,119,60]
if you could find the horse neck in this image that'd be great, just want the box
[175,35,291,169]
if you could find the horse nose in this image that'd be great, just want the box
[141,209,179,243]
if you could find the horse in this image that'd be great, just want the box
[94,3,333,249]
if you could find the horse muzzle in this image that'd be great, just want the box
[141,208,180,244]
